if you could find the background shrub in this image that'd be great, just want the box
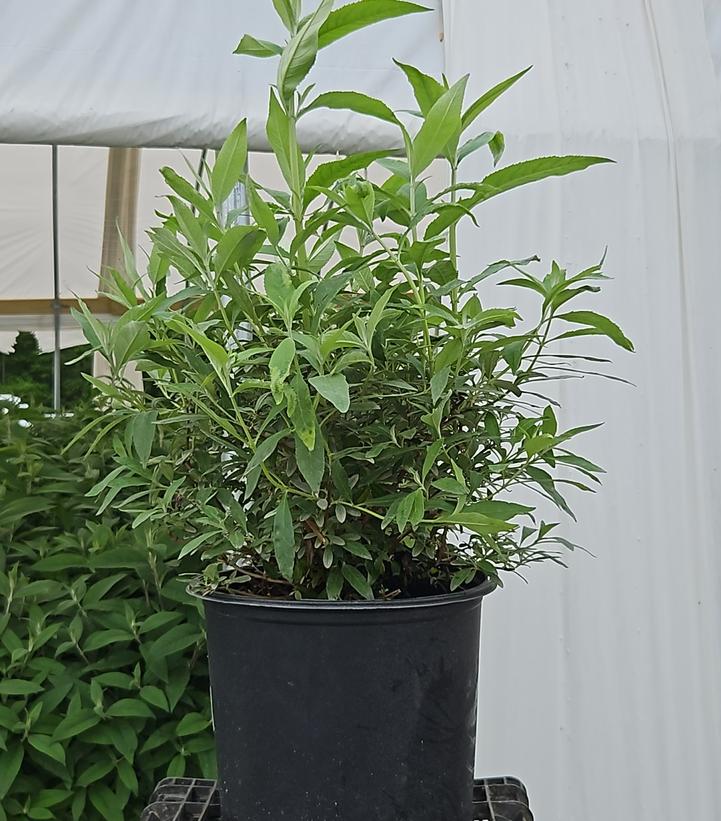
[0,403,214,821]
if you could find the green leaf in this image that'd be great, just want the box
[106,698,154,719]
[266,90,304,192]
[432,477,467,496]
[0,745,23,799]
[0,497,54,527]
[117,758,139,795]
[245,429,289,475]
[342,541,372,559]
[305,150,389,206]
[271,0,299,30]
[234,34,284,58]
[83,629,133,652]
[295,428,325,494]
[264,262,295,312]
[326,568,344,599]
[211,119,248,206]
[171,198,206,256]
[28,735,65,764]
[341,564,373,599]
[366,286,395,345]
[480,155,613,200]
[289,374,316,450]
[309,374,350,413]
[176,712,210,736]
[148,624,201,657]
[305,91,399,124]
[318,1,430,49]
[139,612,183,634]
[393,60,444,115]
[88,785,124,821]
[556,310,634,351]
[411,75,468,176]
[457,131,494,164]
[0,679,43,696]
[53,710,101,741]
[270,337,297,403]
[436,511,516,534]
[489,131,505,165]
[215,225,265,272]
[462,66,532,131]
[77,759,115,788]
[273,496,296,581]
[430,366,450,405]
[463,499,533,520]
[180,321,230,387]
[246,178,280,244]
[278,0,334,99]
[129,410,156,466]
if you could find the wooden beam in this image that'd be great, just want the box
[0,297,125,317]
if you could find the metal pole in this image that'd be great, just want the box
[51,145,61,412]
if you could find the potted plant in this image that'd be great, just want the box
[74,2,632,819]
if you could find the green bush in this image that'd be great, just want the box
[0,404,214,821]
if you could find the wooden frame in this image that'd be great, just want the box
[0,297,125,317]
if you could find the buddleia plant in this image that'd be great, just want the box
[74,0,632,600]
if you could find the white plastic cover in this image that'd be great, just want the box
[0,0,443,152]
[442,1,721,819]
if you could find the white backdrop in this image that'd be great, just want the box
[442,1,721,819]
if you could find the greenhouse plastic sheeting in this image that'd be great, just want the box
[441,1,721,819]
[0,0,443,152]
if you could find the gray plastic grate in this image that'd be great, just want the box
[140,776,533,820]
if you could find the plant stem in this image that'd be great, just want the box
[449,161,459,312]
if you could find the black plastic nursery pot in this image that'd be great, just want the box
[201,578,495,821]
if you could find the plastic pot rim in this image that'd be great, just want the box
[189,575,496,611]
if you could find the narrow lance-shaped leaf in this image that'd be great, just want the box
[411,75,468,176]
[278,0,334,99]
[211,119,248,206]
[295,426,326,494]
[480,155,613,197]
[269,337,297,403]
[318,1,431,50]
[130,411,157,466]
[303,91,399,125]
[215,225,265,272]
[461,66,532,132]
[244,429,289,476]
[246,177,280,244]
[273,496,296,581]
[393,59,444,115]
[341,564,373,599]
[272,0,300,31]
[427,155,614,238]
[556,310,634,351]
[266,90,304,194]
[289,374,317,450]
[161,166,214,219]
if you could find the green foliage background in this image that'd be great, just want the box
[0,332,92,409]
[0,403,214,821]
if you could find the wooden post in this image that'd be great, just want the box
[94,148,142,385]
